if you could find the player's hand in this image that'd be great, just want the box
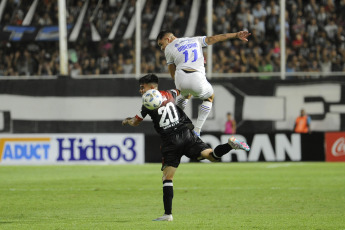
[122,117,132,126]
[237,31,251,42]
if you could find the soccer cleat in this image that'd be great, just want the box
[228,137,250,151]
[153,214,173,221]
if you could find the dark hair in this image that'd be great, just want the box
[156,30,174,43]
[139,73,159,85]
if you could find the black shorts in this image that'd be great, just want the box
[160,128,211,170]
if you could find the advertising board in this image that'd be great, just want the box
[0,134,144,165]
[325,132,345,162]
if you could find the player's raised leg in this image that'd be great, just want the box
[194,96,213,136]
[201,136,250,161]
[176,94,191,111]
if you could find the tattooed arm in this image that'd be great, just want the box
[205,31,251,45]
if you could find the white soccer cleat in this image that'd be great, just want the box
[153,214,173,221]
[228,137,250,151]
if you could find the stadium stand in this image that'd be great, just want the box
[0,0,344,77]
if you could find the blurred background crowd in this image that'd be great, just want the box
[0,0,344,77]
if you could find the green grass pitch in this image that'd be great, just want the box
[0,162,344,230]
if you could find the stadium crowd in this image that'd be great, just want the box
[0,0,344,77]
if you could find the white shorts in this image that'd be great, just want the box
[175,69,214,99]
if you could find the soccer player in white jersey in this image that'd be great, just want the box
[156,30,251,136]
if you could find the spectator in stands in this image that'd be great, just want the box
[236,6,254,30]
[258,57,273,79]
[304,0,319,18]
[286,60,296,73]
[123,57,134,74]
[292,17,305,37]
[309,59,321,73]
[214,17,230,34]
[98,52,111,74]
[271,41,280,58]
[299,41,310,58]
[317,6,328,26]
[89,58,99,74]
[265,6,279,41]
[250,28,265,44]
[266,0,279,15]
[215,0,227,18]
[1,0,345,77]
[324,19,338,42]
[324,0,335,13]
[252,2,267,20]
[306,18,319,44]
[38,60,53,76]
[252,17,265,38]
[319,48,332,73]
[292,33,304,50]
[172,10,186,36]
[81,59,91,75]
[70,62,82,77]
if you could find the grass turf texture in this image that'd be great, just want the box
[0,163,344,230]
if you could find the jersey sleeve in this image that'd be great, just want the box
[137,105,148,120]
[196,36,208,47]
[165,45,174,65]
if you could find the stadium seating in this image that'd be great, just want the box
[0,0,344,77]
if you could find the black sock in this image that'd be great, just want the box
[163,180,173,215]
[212,143,232,159]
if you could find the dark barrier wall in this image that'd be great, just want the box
[145,132,325,163]
[1,77,345,134]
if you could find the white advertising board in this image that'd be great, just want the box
[0,134,144,165]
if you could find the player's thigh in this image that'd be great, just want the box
[177,72,213,99]
[184,132,211,159]
[161,141,183,171]
[197,80,214,100]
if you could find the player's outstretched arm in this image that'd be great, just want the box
[205,31,251,45]
[122,117,141,127]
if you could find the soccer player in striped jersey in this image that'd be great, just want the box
[122,73,250,221]
[156,30,251,136]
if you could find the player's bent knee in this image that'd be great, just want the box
[162,166,177,181]
[205,94,214,103]
[200,148,215,161]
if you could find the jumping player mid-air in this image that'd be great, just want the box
[156,30,251,136]
[122,73,250,221]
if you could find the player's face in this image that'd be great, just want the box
[157,35,170,51]
[139,84,152,95]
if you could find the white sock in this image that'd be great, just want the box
[194,101,212,135]
[176,95,189,110]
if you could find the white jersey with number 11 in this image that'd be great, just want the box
[164,36,208,75]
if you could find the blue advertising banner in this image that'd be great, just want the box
[0,134,145,165]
